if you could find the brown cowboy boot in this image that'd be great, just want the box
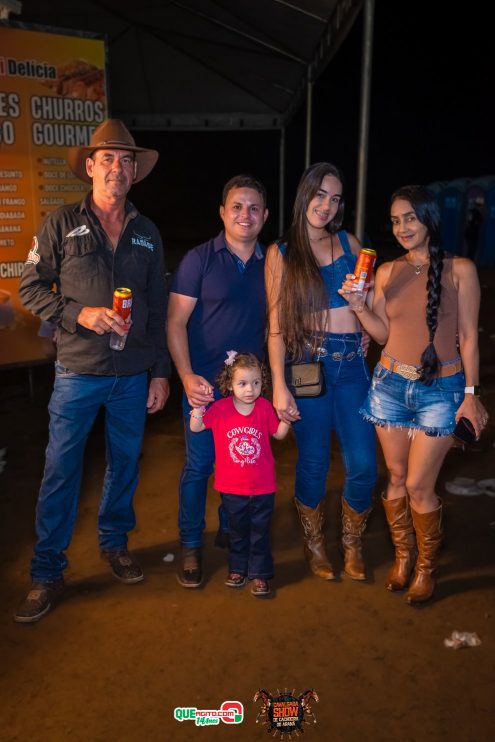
[406,499,443,604]
[382,494,416,591]
[294,498,335,580]
[341,499,372,580]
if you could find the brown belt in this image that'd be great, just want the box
[379,353,462,381]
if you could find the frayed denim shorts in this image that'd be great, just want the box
[360,362,465,436]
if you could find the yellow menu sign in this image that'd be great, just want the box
[0,24,107,366]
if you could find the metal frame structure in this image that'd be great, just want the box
[5,0,374,233]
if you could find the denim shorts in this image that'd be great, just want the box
[360,362,465,436]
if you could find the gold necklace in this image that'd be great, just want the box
[406,257,429,276]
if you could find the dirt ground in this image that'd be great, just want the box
[1,276,495,742]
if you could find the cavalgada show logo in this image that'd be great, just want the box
[254,688,319,737]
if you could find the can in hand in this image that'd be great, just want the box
[350,248,376,311]
[109,287,132,351]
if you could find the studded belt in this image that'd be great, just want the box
[329,351,358,362]
[380,353,462,381]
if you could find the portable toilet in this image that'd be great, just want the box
[477,182,495,267]
[438,186,465,255]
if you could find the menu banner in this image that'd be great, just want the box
[0,24,107,365]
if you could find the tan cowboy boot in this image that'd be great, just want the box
[382,494,416,591]
[341,499,372,580]
[294,498,335,580]
[406,499,443,604]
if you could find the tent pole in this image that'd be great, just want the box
[355,0,375,243]
[305,71,313,168]
[279,127,286,236]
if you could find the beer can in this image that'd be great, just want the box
[353,248,376,293]
[112,287,132,321]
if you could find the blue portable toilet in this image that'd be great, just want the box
[477,182,495,267]
[438,186,465,255]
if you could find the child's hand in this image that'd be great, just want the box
[273,386,301,424]
[183,373,214,407]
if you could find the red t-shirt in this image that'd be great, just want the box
[203,396,280,495]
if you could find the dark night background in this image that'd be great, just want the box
[129,2,493,268]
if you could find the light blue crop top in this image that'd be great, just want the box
[278,230,356,309]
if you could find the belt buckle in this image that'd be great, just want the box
[304,340,328,359]
[395,362,420,381]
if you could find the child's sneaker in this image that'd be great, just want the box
[250,578,270,597]
[225,572,246,588]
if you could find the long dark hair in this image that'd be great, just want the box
[279,162,345,359]
[391,185,443,385]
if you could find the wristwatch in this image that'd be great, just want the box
[464,385,481,396]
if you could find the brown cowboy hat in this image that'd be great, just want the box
[67,119,158,184]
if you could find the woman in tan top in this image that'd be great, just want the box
[339,185,487,604]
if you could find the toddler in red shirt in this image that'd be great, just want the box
[190,352,290,596]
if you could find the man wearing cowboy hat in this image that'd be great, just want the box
[15,119,170,623]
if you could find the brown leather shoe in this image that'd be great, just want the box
[14,579,65,623]
[102,549,144,584]
[341,499,372,580]
[382,494,416,591]
[406,500,443,604]
[294,498,335,580]
[177,547,203,588]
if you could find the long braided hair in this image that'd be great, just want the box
[279,162,345,359]
[391,185,444,385]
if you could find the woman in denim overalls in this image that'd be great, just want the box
[265,162,377,582]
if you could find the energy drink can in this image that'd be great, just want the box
[110,287,132,351]
[353,248,376,293]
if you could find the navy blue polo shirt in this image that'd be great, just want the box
[170,231,266,384]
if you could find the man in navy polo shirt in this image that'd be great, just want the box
[168,174,269,587]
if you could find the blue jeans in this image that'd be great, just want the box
[31,364,148,581]
[361,361,465,435]
[179,392,228,547]
[221,493,275,578]
[292,333,377,512]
